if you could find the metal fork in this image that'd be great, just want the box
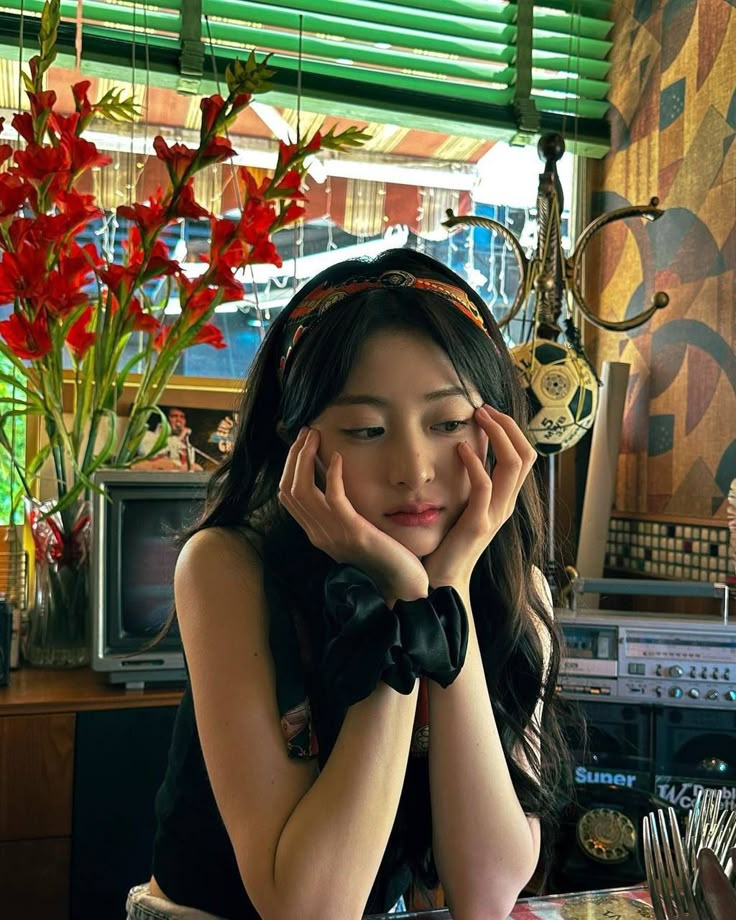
[685,790,736,917]
[644,805,701,919]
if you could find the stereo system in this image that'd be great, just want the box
[544,578,736,894]
[557,577,734,709]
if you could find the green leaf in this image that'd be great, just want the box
[132,405,169,461]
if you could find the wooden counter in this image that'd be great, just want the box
[0,666,183,920]
[0,665,183,715]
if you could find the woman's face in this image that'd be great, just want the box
[311,329,488,558]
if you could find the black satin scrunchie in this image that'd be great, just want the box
[321,565,469,709]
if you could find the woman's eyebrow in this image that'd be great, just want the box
[331,386,470,408]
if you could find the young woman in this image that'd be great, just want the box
[128,248,573,920]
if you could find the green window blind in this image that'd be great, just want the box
[0,0,612,154]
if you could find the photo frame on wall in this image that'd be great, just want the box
[135,404,239,472]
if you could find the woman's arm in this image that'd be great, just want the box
[428,589,542,920]
[175,527,419,920]
[420,406,545,919]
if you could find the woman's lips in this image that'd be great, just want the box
[385,508,442,527]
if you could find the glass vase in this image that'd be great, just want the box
[24,498,91,668]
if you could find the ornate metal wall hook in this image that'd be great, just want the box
[443,133,670,338]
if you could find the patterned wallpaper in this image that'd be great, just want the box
[586,0,735,524]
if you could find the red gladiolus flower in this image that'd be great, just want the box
[240,199,278,243]
[143,254,181,281]
[199,136,235,166]
[0,174,31,220]
[0,310,52,359]
[71,81,93,118]
[117,197,171,239]
[27,90,57,120]
[98,263,139,298]
[153,325,174,352]
[49,111,81,137]
[192,322,226,349]
[60,241,102,278]
[54,189,104,235]
[0,245,49,303]
[7,217,37,250]
[210,217,238,253]
[239,167,271,199]
[272,169,306,200]
[178,280,218,322]
[11,112,34,144]
[206,262,244,297]
[61,134,113,177]
[41,272,89,317]
[249,237,282,268]
[200,95,225,135]
[276,131,321,169]
[14,143,70,182]
[153,136,198,182]
[126,297,160,334]
[170,181,210,220]
[0,144,12,168]
[277,140,299,168]
[65,307,95,361]
[281,202,306,226]
[231,92,252,111]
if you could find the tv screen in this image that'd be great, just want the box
[90,469,209,688]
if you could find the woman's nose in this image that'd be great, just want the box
[388,437,434,488]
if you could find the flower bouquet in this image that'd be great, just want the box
[0,0,367,665]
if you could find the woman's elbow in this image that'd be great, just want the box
[449,888,521,920]
[447,867,532,920]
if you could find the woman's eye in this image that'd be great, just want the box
[433,420,471,433]
[343,426,384,440]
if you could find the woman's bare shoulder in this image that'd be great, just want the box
[174,526,267,627]
[177,525,264,575]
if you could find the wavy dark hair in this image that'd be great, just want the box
[180,247,574,882]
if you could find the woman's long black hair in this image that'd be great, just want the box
[182,247,574,881]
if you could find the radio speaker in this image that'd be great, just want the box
[545,700,660,895]
[566,700,653,770]
[653,705,736,813]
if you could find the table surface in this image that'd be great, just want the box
[0,665,183,715]
[366,886,652,919]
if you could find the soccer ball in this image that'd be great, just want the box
[510,339,599,455]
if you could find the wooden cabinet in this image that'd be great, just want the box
[0,669,181,920]
[0,712,74,840]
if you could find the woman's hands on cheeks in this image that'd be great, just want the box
[423,404,537,593]
[278,427,429,604]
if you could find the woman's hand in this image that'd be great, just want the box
[423,405,537,592]
[279,427,429,602]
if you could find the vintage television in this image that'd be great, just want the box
[90,469,209,688]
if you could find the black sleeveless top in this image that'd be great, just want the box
[152,521,429,918]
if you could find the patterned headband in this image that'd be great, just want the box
[278,268,493,382]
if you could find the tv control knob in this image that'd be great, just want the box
[655,686,664,698]
[670,687,683,699]
[712,669,719,680]
[669,665,684,678]
[725,669,731,681]
[690,667,698,679]
[701,667,708,679]
[688,688,700,699]
[726,690,736,702]
[706,690,719,701]
[656,665,663,676]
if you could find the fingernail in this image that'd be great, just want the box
[483,403,496,413]
[298,425,308,438]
